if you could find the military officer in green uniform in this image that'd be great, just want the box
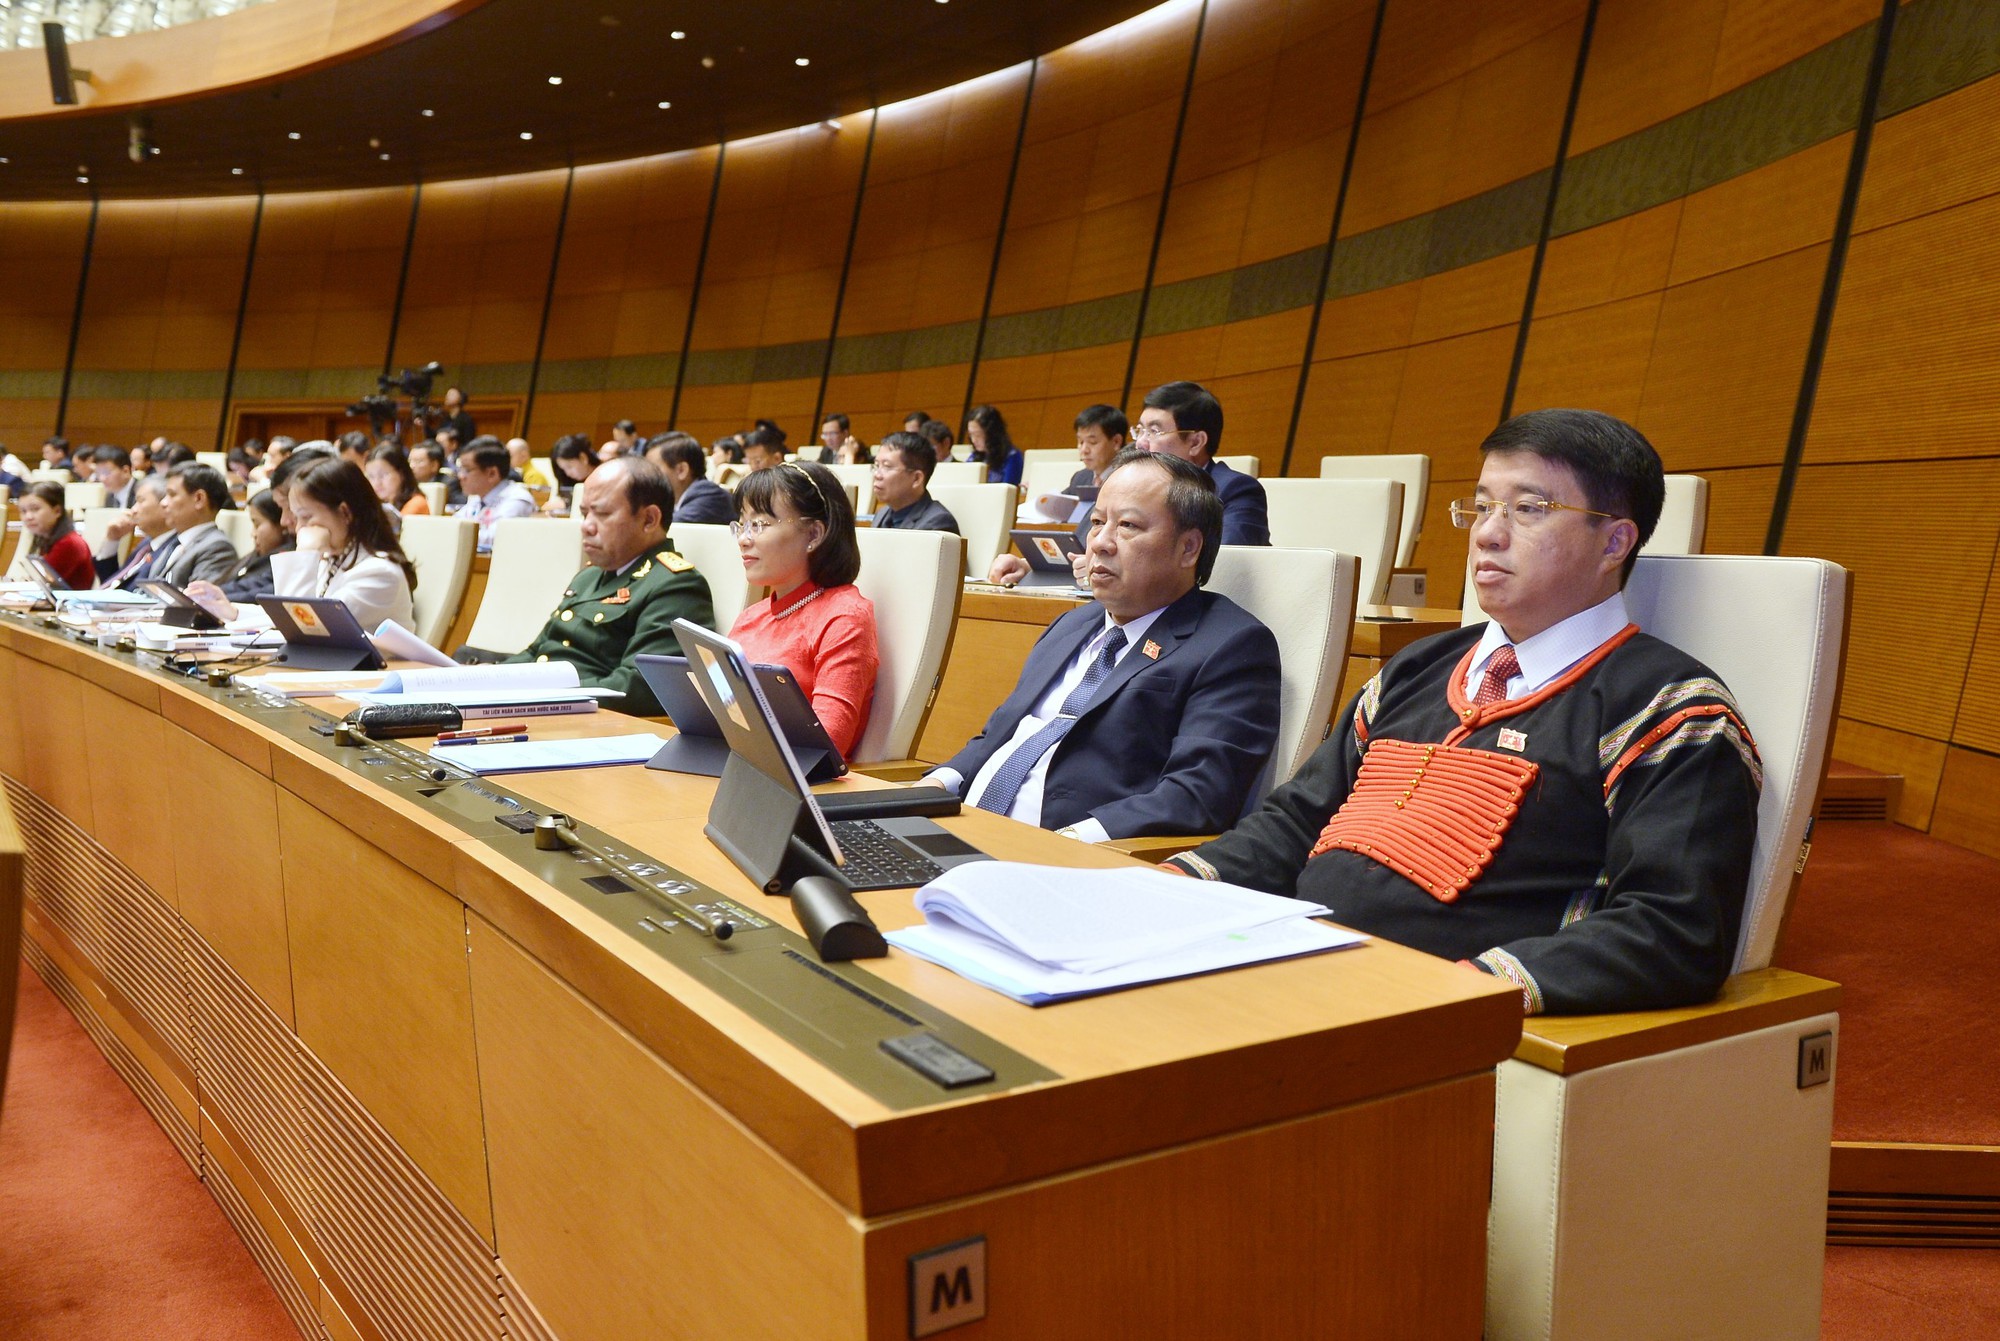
[499,455,715,716]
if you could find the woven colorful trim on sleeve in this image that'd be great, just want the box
[1162,850,1221,881]
[1602,703,1761,811]
[1475,947,1544,1015]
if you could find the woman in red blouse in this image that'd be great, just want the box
[20,482,95,590]
[729,461,879,758]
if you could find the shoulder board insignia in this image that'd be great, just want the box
[661,552,695,572]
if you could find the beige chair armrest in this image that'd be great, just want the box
[1513,967,1840,1075]
[847,758,935,782]
[1103,834,1219,863]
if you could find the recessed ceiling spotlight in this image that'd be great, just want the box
[369,137,381,148]
[421,108,434,117]
[794,57,810,66]
[700,54,715,68]
[548,75,562,85]
[671,30,685,40]
[520,131,534,140]
[231,167,243,175]
[657,100,672,109]
[287,131,301,140]
[76,175,89,183]
[0,157,10,164]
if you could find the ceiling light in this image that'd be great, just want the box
[520,131,534,140]
[794,57,809,66]
[287,131,301,140]
[657,101,672,109]
[77,175,89,183]
[700,55,715,68]
[379,153,391,160]
[231,167,242,175]
[421,108,434,117]
[0,157,10,165]
[671,30,685,40]
[548,75,562,85]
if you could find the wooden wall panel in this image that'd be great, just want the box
[968,343,1128,454]
[237,186,413,384]
[1705,0,1884,97]
[1930,746,2000,863]
[65,196,257,447]
[391,172,568,393]
[0,202,89,450]
[690,120,871,359]
[981,2,1198,323]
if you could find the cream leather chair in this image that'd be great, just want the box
[931,461,987,488]
[63,481,106,514]
[418,481,448,516]
[398,515,478,647]
[1214,454,1260,478]
[80,507,127,562]
[215,509,255,558]
[667,522,754,632]
[29,468,71,485]
[461,517,584,655]
[852,528,964,764]
[1463,474,1710,625]
[1318,453,1430,566]
[1486,553,1847,1341]
[822,463,874,518]
[1204,546,1360,801]
[927,483,1014,579]
[196,451,229,472]
[1019,453,1086,522]
[793,445,826,462]
[1260,478,1402,604]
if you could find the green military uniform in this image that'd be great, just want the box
[504,545,715,716]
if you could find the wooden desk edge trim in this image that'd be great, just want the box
[1512,968,1841,1075]
[1830,1142,2000,1198]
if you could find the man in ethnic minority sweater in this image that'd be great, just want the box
[1164,409,1760,1015]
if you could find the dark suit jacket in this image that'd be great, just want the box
[1207,458,1269,546]
[154,525,241,588]
[942,586,1281,838]
[872,494,958,533]
[673,477,735,525]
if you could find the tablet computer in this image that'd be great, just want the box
[255,596,386,671]
[634,652,847,784]
[1008,528,1087,590]
[133,577,226,630]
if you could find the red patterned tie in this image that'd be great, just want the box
[1475,645,1520,706]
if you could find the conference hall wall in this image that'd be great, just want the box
[9,0,2000,857]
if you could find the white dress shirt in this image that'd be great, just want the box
[457,479,538,550]
[926,607,1167,843]
[1466,590,1631,701]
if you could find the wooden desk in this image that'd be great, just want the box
[915,585,1462,762]
[0,618,1520,1340]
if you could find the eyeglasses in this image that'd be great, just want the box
[729,517,785,539]
[1128,423,1185,443]
[1449,496,1620,530]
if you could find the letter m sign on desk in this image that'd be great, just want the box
[909,1236,986,1336]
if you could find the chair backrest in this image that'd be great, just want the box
[64,481,106,514]
[1205,546,1361,803]
[793,445,826,462]
[535,458,555,487]
[398,514,478,647]
[821,462,874,518]
[215,509,255,557]
[196,451,229,471]
[245,477,270,498]
[927,483,1015,579]
[1260,478,1403,604]
[419,481,448,516]
[1460,472,1713,625]
[81,506,126,559]
[463,517,584,654]
[852,528,964,763]
[29,468,71,485]
[1215,454,1261,478]
[1019,453,1083,520]
[1655,473,1709,554]
[931,461,988,488]
[667,522,755,632]
[1622,554,1846,973]
[1318,453,1430,566]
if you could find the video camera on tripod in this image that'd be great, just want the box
[347,361,446,437]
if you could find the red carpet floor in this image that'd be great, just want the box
[0,964,298,1341]
[1825,1245,2000,1339]
[1775,820,2000,1145]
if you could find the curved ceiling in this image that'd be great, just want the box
[0,0,1160,200]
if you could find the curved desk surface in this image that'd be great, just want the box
[0,614,1520,1341]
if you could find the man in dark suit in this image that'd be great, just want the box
[1132,380,1268,545]
[94,446,138,510]
[153,463,242,587]
[95,474,172,586]
[647,433,735,525]
[925,450,1281,842]
[869,432,958,533]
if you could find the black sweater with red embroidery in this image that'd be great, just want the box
[1164,625,1761,1015]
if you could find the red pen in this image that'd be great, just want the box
[436,721,529,741]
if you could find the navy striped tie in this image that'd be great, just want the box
[975,628,1128,818]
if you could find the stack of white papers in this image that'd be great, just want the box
[885,863,1366,1005]
[351,661,621,716]
[425,733,664,775]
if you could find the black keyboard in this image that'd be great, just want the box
[828,820,945,891]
